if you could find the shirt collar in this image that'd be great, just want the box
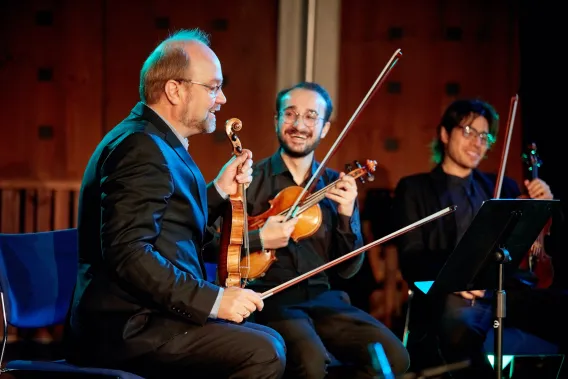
[441,167,474,193]
[269,149,319,178]
[145,104,189,150]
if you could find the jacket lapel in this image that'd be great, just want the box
[164,132,208,220]
[132,103,208,221]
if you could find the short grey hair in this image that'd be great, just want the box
[139,28,210,104]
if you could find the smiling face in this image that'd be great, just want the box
[275,88,330,158]
[177,42,226,135]
[441,114,490,176]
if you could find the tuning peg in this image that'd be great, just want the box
[355,160,375,182]
[352,160,367,184]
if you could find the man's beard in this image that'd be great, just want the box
[277,132,321,158]
[181,106,215,134]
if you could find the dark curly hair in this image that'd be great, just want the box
[431,99,499,164]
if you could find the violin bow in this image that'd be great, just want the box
[283,48,403,221]
[493,94,519,199]
[262,205,457,299]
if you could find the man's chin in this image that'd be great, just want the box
[281,146,311,158]
[200,120,216,134]
[467,158,481,168]
[277,135,319,158]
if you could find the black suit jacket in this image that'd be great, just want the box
[66,102,226,365]
[391,166,521,287]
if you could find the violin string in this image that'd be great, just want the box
[276,178,342,217]
[242,179,251,287]
[247,168,366,285]
[275,169,366,218]
[275,187,327,217]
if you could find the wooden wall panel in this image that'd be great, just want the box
[103,0,279,182]
[0,2,42,179]
[1,0,521,193]
[334,0,521,194]
[103,0,162,132]
[0,1,103,181]
[61,1,104,180]
[2,0,277,183]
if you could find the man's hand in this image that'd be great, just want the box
[325,173,358,217]
[524,179,553,200]
[217,287,264,323]
[259,215,298,250]
[454,290,485,300]
[214,149,253,196]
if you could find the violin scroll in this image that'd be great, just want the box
[345,159,378,184]
[355,159,377,183]
[521,142,542,178]
[225,118,244,156]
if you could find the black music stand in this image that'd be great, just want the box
[427,199,561,379]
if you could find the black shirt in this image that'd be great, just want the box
[445,170,488,243]
[244,150,365,290]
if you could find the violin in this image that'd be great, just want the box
[518,143,554,288]
[217,118,251,288]
[240,159,377,281]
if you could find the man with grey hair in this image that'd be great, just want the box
[65,28,286,379]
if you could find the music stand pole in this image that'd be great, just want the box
[493,247,511,379]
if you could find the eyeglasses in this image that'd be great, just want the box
[278,109,324,128]
[175,79,223,97]
[456,125,495,146]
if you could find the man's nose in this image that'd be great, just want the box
[293,117,308,129]
[472,135,484,147]
[216,88,227,104]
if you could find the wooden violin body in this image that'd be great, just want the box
[236,186,323,280]
[238,160,377,281]
[249,186,323,242]
[218,191,247,287]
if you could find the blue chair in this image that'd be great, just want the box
[0,229,143,378]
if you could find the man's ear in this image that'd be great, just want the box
[321,121,331,138]
[164,80,182,105]
[440,126,449,144]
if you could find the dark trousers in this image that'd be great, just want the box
[254,288,410,379]
[407,288,568,379]
[114,320,286,379]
